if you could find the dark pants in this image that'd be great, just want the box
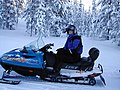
[53,48,81,73]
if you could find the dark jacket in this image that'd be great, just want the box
[64,34,83,54]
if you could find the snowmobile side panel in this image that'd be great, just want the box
[0,49,45,69]
[1,63,45,76]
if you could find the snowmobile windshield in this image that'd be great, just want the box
[24,35,45,51]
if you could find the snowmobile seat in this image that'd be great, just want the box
[61,57,94,71]
[78,47,100,71]
[45,47,100,71]
[62,47,100,71]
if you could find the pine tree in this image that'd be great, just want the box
[23,0,86,37]
[111,1,120,46]
[97,0,114,40]
[46,0,63,37]
[91,0,97,38]
[83,9,92,37]
[24,0,65,37]
[23,0,42,36]
[62,0,88,36]
[2,0,17,30]
[0,0,2,28]
[63,0,73,25]
[78,0,84,35]
[72,0,84,34]
[15,0,25,23]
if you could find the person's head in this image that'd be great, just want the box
[64,25,77,35]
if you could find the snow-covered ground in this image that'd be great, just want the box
[0,19,120,90]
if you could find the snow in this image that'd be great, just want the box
[0,19,120,90]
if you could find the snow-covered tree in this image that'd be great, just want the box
[23,0,86,37]
[60,0,85,34]
[96,0,114,40]
[91,0,98,38]
[15,0,25,23]
[23,0,41,36]
[2,0,17,30]
[16,0,25,16]
[111,1,120,46]
[83,9,92,37]
[72,0,84,34]
[0,0,2,28]
[45,0,63,37]
[24,0,65,37]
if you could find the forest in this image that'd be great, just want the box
[0,0,120,45]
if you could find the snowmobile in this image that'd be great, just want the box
[0,38,106,86]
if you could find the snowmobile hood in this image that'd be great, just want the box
[0,35,46,69]
[0,48,45,69]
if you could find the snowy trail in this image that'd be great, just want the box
[0,19,120,90]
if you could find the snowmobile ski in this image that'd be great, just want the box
[42,75,97,86]
[100,75,106,85]
[0,71,21,85]
[41,64,106,86]
[3,75,40,80]
[0,78,21,85]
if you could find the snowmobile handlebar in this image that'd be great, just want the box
[44,43,54,49]
[39,43,54,52]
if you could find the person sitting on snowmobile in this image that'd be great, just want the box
[53,25,83,75]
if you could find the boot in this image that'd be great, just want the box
[52,68,60,76]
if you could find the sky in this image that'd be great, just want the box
[82,0,93,11]
[24,0,93,11]
[73,0,93,11]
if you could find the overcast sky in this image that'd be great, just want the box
[82,0,92,11]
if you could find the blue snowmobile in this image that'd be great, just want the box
[0,38,106,85]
